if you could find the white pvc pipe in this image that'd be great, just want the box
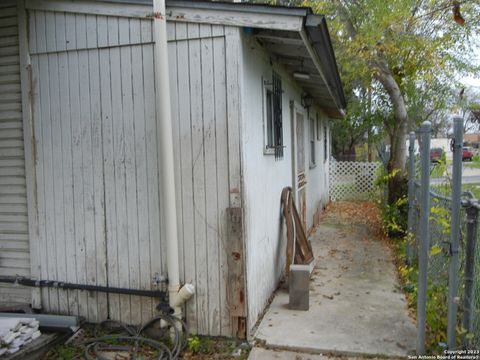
[152,0,181,314]
[172,283,195,308]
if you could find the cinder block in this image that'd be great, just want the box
[289,264,310,311]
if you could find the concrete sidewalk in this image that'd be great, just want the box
[248,347,389,360]
[252,203,416,358]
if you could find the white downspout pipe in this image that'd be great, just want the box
[152,0,182,316]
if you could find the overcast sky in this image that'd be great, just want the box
[461,36,480,89]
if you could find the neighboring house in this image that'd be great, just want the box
[464,133,480,143]
[0,0,345,338]
[464,133,480,150]
[409,138,453,160]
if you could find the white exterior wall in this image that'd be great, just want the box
[2,0,336,338]
[239,32,331,334]
[9,0,242,336]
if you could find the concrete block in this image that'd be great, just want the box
[289,264,310,310]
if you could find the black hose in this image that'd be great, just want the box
[83,335,172,360]
[82,313,188,359]
[140,315,189,359]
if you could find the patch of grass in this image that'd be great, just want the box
[187,336,214,355]
[464,161,480,169]
[184,335,248,358]
[432,182,480,200]
[43,344,82,360]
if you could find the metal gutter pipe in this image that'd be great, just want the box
[152,0,184,315]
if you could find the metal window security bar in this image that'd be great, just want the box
[407,116,480,353]
[272,71,283,160]
[263,71,283,159]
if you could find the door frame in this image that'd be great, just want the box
[290,101,307,229]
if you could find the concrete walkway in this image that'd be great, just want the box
[252,202,416,358]
[249,347,370,360]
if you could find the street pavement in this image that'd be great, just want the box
[431,163,480,185]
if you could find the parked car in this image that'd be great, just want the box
[463,147,474,161]
[430,147,444,163]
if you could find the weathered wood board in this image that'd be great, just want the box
[21,6,240,336]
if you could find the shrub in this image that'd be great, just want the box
[376,168,408,237]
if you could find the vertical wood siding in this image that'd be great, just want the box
[29,10,163,324]
[0,1,31,304]
[169,22,233,336]
[26,8,237,335]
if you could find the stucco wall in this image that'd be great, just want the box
[239,31,331,334]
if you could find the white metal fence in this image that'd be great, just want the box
[329,159,382,201]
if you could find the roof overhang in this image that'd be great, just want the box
[166,0,308,31]
[25,0,346,117]
[165,1,346,118]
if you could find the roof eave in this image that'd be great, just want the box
[304,15,346,114]
[166,1,307,32]
[34,0,346,116]
[166,0,311,18]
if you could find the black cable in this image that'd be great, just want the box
[81,313,187,359]
[83,335,172,360]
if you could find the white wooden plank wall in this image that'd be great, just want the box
[27,9,218,55]
[29,10,163,324]
[169,22,233,336]
[27,9,236,335]
[0,1,31,304]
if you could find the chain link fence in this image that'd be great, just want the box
[408,120,479,352]
[473,236,480,346]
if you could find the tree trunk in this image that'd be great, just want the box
[332,1,409,205]
[374,61,409,204]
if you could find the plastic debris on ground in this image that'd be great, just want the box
[0,317,41,355]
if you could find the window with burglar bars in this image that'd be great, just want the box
[263,71,283,159]
[310,116,316,167]
[324,124,328,162]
